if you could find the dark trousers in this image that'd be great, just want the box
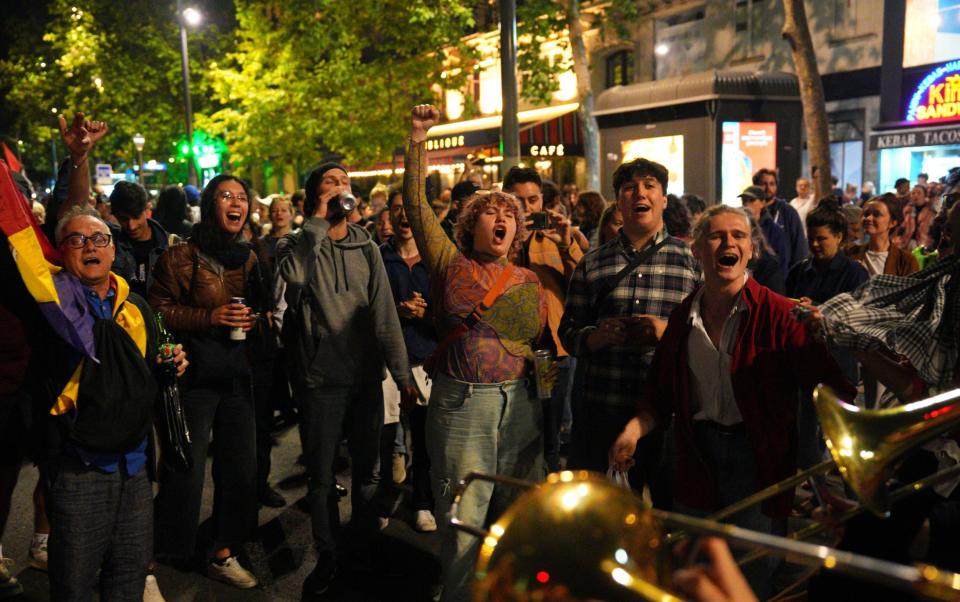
[568,395,667,506]
[542,357,571,472]
[252,360,275,492]
[301,380,385,557]
[677,422,786,599]
[408,405,434,511]
[46,457,152,602]
[154,379,257,558]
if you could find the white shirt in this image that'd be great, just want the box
[687,280,748,426]
[790,194,816,226]
[862,250,888,277]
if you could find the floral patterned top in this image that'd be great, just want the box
[403,140,546,383]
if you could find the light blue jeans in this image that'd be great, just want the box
[426,373,545,602]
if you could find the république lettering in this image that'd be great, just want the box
[425,135,465,151]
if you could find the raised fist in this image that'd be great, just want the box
[410,105,440,143]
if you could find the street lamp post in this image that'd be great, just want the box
[177,1,202,186]
[499,0,520,174]
[133,133,145,187]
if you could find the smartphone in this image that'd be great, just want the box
[528,212,550,230]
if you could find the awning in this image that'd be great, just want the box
[520,110,583,156]
[426,102,580,136]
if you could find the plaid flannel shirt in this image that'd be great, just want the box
[560,229,700,408]
[820,253,960,393]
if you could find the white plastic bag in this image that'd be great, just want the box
[606,466,631,490]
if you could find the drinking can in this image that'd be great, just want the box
[534,349,554,400]
[338,192,357,212]
[230,296,247,341]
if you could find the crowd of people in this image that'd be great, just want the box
[0,104,958,602]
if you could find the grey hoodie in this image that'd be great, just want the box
[278,217,412,389]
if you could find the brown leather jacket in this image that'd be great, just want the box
[846,243,919,277]
[148,242,256,333]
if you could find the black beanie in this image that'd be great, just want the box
[304,162,348,217]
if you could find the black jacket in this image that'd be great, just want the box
[379,240,438,365]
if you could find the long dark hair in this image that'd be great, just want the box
[154,185,188,232]
[190,174,252,255]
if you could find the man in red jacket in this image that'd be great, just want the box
[610,204,854,597]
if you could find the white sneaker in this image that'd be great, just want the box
[415,510,437,532]
[207,556,258,589]
[143,574,166,602]
[29,534,48,571]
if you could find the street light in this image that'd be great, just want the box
[177,1,202,186]
[133,133,145,186]
[182,7,202,27]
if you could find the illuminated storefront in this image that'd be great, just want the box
[872,59,960,191]
[593,70,801,204]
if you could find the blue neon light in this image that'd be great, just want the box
[906,59,960,122]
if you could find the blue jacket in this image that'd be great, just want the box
[761,216,791,277]
[768,197,809,269]
[380,239,438,365]
[785,252,869,304]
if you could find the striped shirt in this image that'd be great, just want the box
[559,229,700,408]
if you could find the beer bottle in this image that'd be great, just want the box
[155,312,177,378]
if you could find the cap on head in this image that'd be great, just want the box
[183,184,201,205]
[738,186,765,202]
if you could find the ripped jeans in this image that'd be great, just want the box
[426,373,545,602]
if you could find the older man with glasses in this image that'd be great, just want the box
[32,205,187,602]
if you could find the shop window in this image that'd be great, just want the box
[904,0,960,67]
[605,50,634,89]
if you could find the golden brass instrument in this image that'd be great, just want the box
[816,385,960,516]
[673,385,960,531]
[453,471,960,601]
[449,387,960,601]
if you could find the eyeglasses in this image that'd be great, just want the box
[217,191,249,203]
[61,232,112,249]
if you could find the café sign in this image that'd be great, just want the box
[906,60,960,123]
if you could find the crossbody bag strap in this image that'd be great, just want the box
[425,263,516,373]
[592,238,667,311]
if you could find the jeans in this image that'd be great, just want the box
[676,422,787,599]
[46,456,152,602]
[301,379,385,557]
[426,374,544,602]
[154,378,257,558]
[542,357,571,473]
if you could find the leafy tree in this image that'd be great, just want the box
[514,0,644,191]
[202,0,477,177]
[0,0,231,184]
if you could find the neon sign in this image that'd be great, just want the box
[906,60,960,123]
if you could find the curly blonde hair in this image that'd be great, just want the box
[455,191,527,259]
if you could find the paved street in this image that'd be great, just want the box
[4,421,442,601]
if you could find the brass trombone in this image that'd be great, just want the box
[452,471,960,601]
[674,385,960,536]
[448,386,960,601]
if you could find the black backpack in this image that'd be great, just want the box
[69,295,157,453]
